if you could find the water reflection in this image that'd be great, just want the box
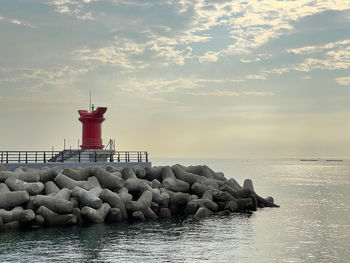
[0,214,255,263]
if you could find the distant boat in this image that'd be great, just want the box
[326,159,343,162]
[300,159,318,161]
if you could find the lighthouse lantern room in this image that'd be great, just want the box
[78,107,107,149]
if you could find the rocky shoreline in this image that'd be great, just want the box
[0,164,279,230]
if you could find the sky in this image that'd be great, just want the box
[0,0,350,158]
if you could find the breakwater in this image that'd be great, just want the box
[0,163,278,230]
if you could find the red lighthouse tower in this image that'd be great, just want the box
[78,107,107,149]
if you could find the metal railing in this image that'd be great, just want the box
[0,150,149,164]
[63,138,116,151]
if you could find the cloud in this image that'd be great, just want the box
[287,39,350,55]
[0,65,90,95]
[335,76,350,86]
[44,0,96,20]
[245,74,267,80]
[242,91,274,96]
[292,47,350,72]
[115,77,246,99]
[195,0,350,62]
[116,76,273,98]
[0,14,35,28]
[256,39,350,77]
[186,90,274,97]
[187,90,240,96]
[74,38,147,69]
[112,0,154,7]
[119,78,201,94]
[41,0,350,68]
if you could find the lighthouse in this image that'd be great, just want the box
[0,105,150,168]
[78,107,107,149]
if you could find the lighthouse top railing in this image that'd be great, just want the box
[0,150,149,164]
[63,138,116,151]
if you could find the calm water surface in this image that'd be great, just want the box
[0,158,349,262]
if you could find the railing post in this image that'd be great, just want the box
[145,152,148,162]
[18,152,21,163]
[1,152,3,163]
[35,152,37,162]
[61,151,64,163]
[44,152,46,163]
[79,151,81,163]
[110,151,113,162]
[6,151,8,164]
[94,151,97,162]
[118,152,120,162]
[25,152,28,163]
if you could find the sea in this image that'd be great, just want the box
[0,158,349,263]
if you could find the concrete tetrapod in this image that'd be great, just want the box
[0,183,11,194]
[44,181,60,195]
[131,211,145,221]
[0,163,279,230]
[62,168,84,181]
[91,167,124,190]
[162,166,190,193]
[118,187,133,202]
[36,206,77,226]
[124,178,150,193]
[143,207,158,220]
[5,177,44,195]
[133,167,146,179]
[87,176,101,188]
[194,206,213,219]
[71,186,102,209]
[32,195,74,214]
[226,178,243,190]
[151,179,161,189]
[55,188,71,200]
[172,164,202,185]
[158,208,171,219]
[54,173,92,190]
[145,166,163,181]
[0,171,40,183]
[39,167,61,183]
[100,189,128,220]
[81,203,111,223]
[0,191,30,209]
[122,167,138,180]
[62,167,92,181]
[193,189,219,212]
[125,190,153,212]
[0,208,35,223]
[106,207,122,222]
